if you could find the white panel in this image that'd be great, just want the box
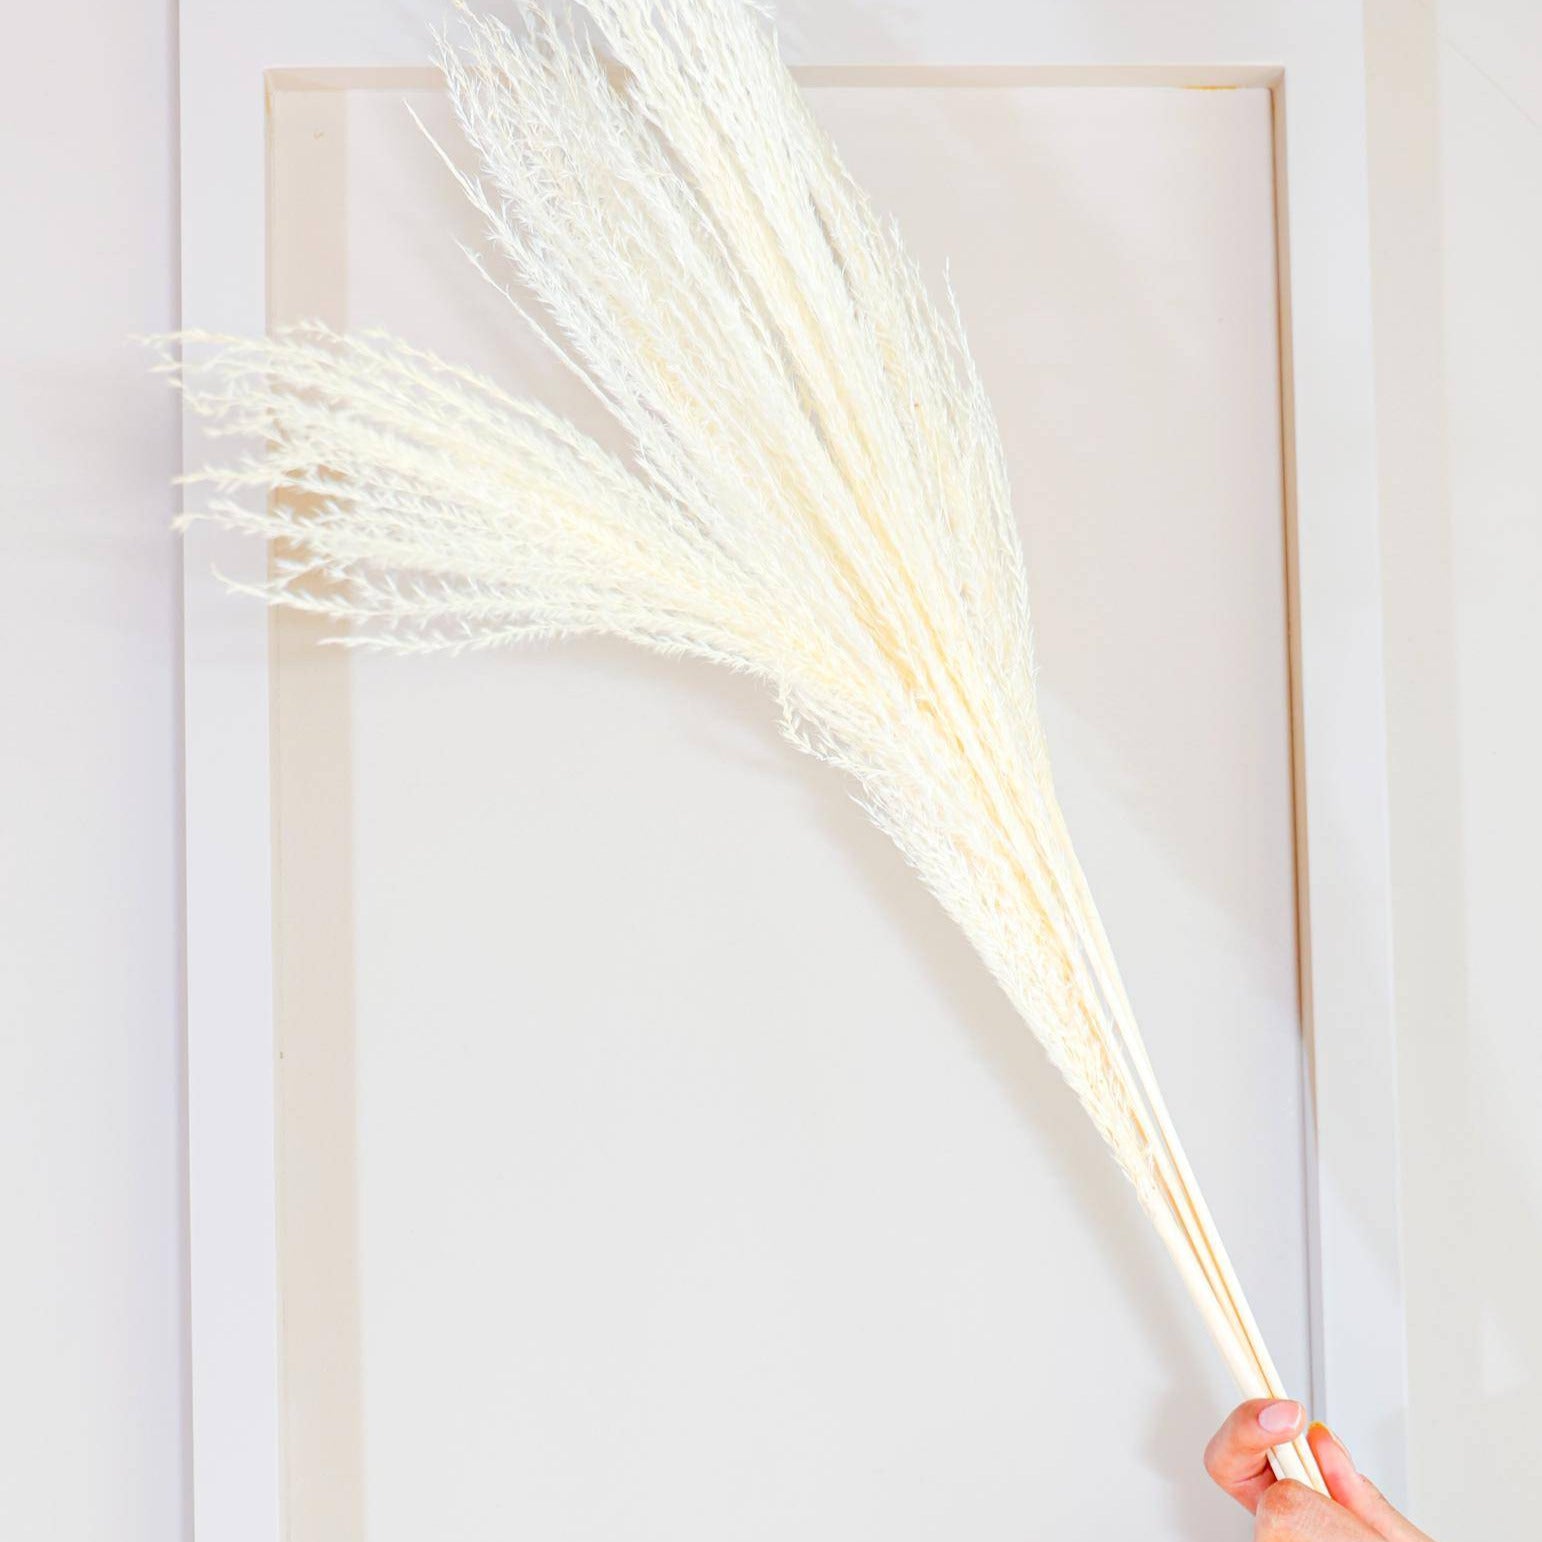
[181,0,1408,1532]
[269,78,1300,1540]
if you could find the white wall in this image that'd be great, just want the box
[3,0,1539,1537]
[0,2,187,1540]
[1365,0,1542,1533]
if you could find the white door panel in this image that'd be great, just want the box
[267,74,1298,1540]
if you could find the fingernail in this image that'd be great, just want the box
[1310,1421,1355,1468]
[1258,1400,1303,1434]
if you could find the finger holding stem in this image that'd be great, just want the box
[1203,1398,1310,1513]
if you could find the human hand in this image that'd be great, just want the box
[1204,1401,1432,1540]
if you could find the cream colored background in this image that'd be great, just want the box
[3,2,1539,1540]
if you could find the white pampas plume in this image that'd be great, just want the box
[161,0,1327,1492]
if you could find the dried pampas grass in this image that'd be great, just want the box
[160,0,1326,1492]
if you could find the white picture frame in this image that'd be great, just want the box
[178,3,1406,1537]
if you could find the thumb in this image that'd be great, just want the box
[1307,1425,1433,1541]
[1255,1480,1380,1541]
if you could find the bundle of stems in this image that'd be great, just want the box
[165,0,1325,1492]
